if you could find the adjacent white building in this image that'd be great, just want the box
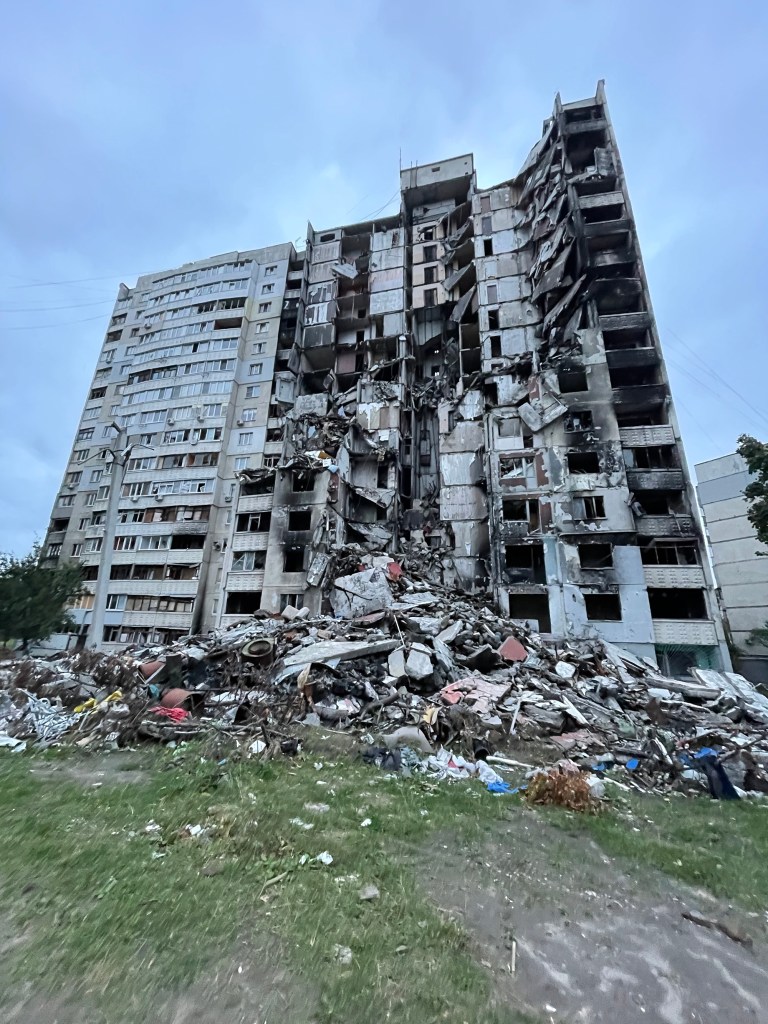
[696,454,768,683]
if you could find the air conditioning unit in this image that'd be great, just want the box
[131,495,140,503]
[236,419,244,426]
[224,495,233,503]
[155,495,164,502]
[196,416,204,422]
[167,418,175,426]
[190,438,198,445]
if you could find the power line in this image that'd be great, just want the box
[0,299,113,313]
[4,272,135,288]
[0,314,107,331]
[664,326,768,433]
[665,355,768,437]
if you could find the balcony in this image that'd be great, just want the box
[619,425,675,447]
[231,532,269,552]
[611,383,667,412]
[120,610,194,630]
[626,468,684,490]
[606,347,659,371]
[226,571,266,592]
[599,312,652,334]
[643,565,705,588]
[653,620,718,646]
[237,494,274,514]
[635,515,695,537]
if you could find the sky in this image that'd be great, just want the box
[1,0,767,556]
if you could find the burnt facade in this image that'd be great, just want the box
[44,83,730,673]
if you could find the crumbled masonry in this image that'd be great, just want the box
[44,81,729,675]
[2,551,767,798]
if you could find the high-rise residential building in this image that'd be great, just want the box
[696,453,768,683]
[43,82,731,674]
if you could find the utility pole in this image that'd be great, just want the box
[86,427,151,648]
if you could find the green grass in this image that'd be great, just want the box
[0,745,536,1023]
[547,791,768,911]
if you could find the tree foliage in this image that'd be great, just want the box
[0,544,84,648]
[736,434,768,549]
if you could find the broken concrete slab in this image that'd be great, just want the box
[330,568,394,619]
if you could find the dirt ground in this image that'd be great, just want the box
[415,812,768,1023]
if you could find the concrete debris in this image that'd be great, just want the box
[2,555,768,798]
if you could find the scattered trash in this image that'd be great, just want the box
[358,883,380,901]
[333,944,353,965]
[524,768,601,813]
[1,561,767,804]
[315,851,334,866]
[359,818,372,828]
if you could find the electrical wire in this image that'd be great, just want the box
[0,314,108,331]
[665,355,768,437]
[0,299,113,313]
[664,326,768,432]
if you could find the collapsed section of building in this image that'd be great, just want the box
[43,82,731,674]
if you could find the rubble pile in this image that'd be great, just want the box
[2,554,768,797]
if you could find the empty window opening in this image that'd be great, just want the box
[578,543,613,569]
[582,202,624,224]
[422,228,434,241]
[648,588,707,620]
[609,365,658,388]
[424,266,437,285]
[502,498,540,530]
[283,547,304,572]
[292,471,315,492]
[490,335,502,358]
[640,541,700,566]
[241,474,275,496]
[497,417,521,439]
[424,289,437,307]
[564,410,593,432]
[235,511,271,532]
[377,463,389,488]
[623,446,677,469]
[571,495,605,520]
[488,309,500,331]
[585,593,622,620]
[288,509,312,532]
[567,451,600,474]
[558,367,588,393]
[423,245,437,262]
[616,409,667,428]
[480,195,491,214]
[508,593,551,633]
[631,491,672,515]
[280,593,304,611]
[483,238,494,257]
[481,216,492,235]
[225,591,262,615]
[505,543,545,583]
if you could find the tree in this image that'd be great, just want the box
[736,434,768,549]
[0,544,84,650]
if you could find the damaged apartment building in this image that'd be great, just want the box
[43,82,730,674]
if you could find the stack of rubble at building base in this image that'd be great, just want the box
[1,552,768,797]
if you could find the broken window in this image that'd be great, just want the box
[648,588,707,620]
[630,491,671,515]
[558,367,588,393]
[487,309,499,331]
[283,547,304,572]
[231,550,267,572]
[170,535,205,550]
[490,335,502,358]
[502,498,540,530]
[225,591,262,615]
[235,511,271,533]
[571,495,605,520]
[483,238,494,257]
[504,543,545,583]
[377,463,389,488]
[567,451,600,474]
[423,245,437,262]
[640,541,700,566]
[424,266,436,285]
[623,446,677,469]
[292,472,315,492]
[578,543,613,569]
[508,593,551,632]
[499,454,535,484]
[280,593,304,611]
[564,410,593,432]
[424,288,437,307]
[584,593,622,620]
[288,510,312,532]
